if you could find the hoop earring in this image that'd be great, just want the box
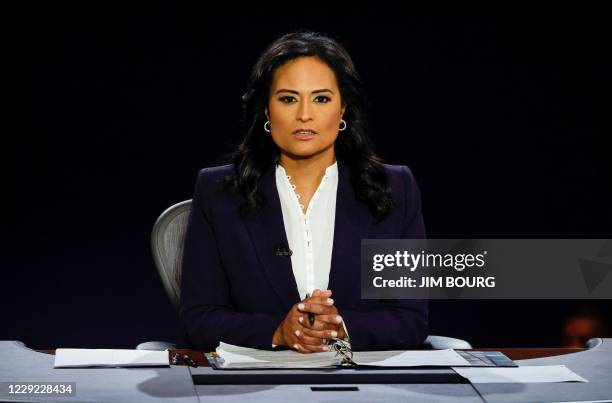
[339,119,347,131]
[264,120,271,133]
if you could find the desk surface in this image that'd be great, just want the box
[188,344,611,403]
[2,341,609,403]
[36,347,586,366]
[474,339,612,403]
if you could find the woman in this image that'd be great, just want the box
[179,30,428,353]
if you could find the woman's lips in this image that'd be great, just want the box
[291,132,318,140]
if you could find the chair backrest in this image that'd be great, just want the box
[151,199,192,309]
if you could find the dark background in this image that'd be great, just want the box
[5,6,611,349]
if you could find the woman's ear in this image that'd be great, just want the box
[265,108,269,120]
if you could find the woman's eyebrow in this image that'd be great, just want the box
[275,88,334,95]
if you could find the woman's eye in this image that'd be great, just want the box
[279,96,295,103]
[315,96,331,103]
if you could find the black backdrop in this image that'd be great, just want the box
[5,7,611,349]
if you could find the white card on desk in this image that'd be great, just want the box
[54,348,169,368]
[451,364,588,383]
[353,348,471,367]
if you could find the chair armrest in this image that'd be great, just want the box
[136,341,177,351]
[423,335,472,349]
[585,337,603,349]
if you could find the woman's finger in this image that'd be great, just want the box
[311,289,332,298]
[291,342,312,354]
[297,301,335,315]
[302,342,331,352]
[297,314,340,330]
[293,340,326,353]
[304,296,335,306]
[301,326,339,340]
[294,330,324,346]
[310,314,343,326]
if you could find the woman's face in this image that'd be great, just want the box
[266,56,346,161]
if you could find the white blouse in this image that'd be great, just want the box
[275,161,338,300]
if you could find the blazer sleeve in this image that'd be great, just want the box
[338,165,429,351]
[178,169,285,351]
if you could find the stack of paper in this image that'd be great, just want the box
[215,342,342,369]
[54,348,169,368]
[213,342,471,369]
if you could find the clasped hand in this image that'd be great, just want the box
[272,289,346,353]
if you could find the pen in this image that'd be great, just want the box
[305,292,315,326]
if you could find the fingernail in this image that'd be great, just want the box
[298,316,304,323]
[294,330,300,337]
[298,303,305,310]
[326,298,334,305]
[293,344,299,350]
[336,315,342,323]
[331,331,338,337]
[322,345,330,351]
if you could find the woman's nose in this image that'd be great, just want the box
[297,100,312,121]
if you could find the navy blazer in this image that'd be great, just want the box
[179,158,428,351]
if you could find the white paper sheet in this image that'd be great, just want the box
[452,364,588,383]
[54,348,169,368]
[353,349,471,367]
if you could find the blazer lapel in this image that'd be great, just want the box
[243,163,301,311]
[328,159,373,303]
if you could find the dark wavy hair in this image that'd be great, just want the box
[222,29,394,222]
